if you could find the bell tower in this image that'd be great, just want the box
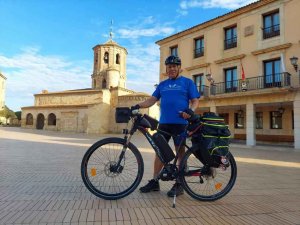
[91,27,127,90]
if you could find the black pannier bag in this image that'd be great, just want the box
[189,112,231,167]
[152,133,175,163]
[115,107,131,123]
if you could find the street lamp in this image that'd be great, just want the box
[205,73,215,85]
[290,56,298,71]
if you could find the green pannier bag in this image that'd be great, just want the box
[189,112,231,167]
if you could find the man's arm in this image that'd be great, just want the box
[137,96,158,108]
[190,98,199,111]
[181,98,199,119]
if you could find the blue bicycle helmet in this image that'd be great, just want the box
[165,55,181,65]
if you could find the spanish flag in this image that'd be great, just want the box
[241,63,245,81]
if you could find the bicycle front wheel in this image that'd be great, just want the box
[179,150,237,201]
[81,137,144,200]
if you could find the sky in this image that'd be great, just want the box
[0,0,257,111]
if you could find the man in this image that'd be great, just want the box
[132,55,200,197]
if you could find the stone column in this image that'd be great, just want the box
[210,105,217,113]
[246,103,256,146]
[294,92,300,150]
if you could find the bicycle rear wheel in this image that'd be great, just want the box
[81,137,144,200]
[179,150,237,201]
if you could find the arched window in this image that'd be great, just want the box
[116,54,120,64]
[48,113,56,126]
[102,79,107,89]
[26,113,33,125]
[104,52,109,64]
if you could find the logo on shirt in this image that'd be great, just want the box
[168,84,177,88]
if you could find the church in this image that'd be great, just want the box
[21,38,159,133]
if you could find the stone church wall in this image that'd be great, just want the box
[35,91,103,106]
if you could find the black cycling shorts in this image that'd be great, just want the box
[158,124,186,147]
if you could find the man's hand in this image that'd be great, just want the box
[180,108,194,119]
[130,104,140,114]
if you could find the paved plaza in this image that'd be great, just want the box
[0,127,300,225]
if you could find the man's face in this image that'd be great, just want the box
[166,64,180,79]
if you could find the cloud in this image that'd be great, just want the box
[178,0,258,14]
[115,16,175,39]
[126,43,160,94]
[0,47,91,111]
[118,26,175,39]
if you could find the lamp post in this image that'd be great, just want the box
[205,73,215,85]
[290,56,298,72]
[290,56,299,85]
[206,74,215,95]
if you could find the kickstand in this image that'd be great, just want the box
[172,182,177,208]
[172,194,176,208]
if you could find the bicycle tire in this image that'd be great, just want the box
[179,150,237,201]
[81,137,144,200]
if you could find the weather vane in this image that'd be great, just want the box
[109,19,114,40]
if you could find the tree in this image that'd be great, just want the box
[15,111,22,120]
[0,105,16,124]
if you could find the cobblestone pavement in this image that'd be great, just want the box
[1,127,300,225]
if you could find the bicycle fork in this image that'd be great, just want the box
[110,133,133,173]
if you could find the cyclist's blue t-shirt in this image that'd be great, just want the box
[152,76,200,124]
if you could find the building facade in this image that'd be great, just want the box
[0,72,7,124]
[0,72,6,110]
[21,39,159,133]
[156,0,300,149]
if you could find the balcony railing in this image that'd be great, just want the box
[210,73,291,95]
[224,37,237,50]
[263,24,280,39]
[197,85,209,97]
[194,47,204,58]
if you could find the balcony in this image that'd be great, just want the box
[194,47,204,58]
[263,24,280,39]
[210,73,291,95]
[224,37,237,50]
[197,85,209,97]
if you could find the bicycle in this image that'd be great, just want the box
[81,107,237,206]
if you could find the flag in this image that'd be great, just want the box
[241,61,247,91]
[241,62,245,80]
[280,53,286,72]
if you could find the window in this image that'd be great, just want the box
[170,46,178,56]
[264,59,281,88]
[225,67,238,92]
[256,112,263,129]
[224,26,237,50]
[235,113,244,128]
[95,53,98,64]
[193,74,204,95]
[104,52,109,64]
[270,111,282,129]
[263,10,280,39]
[26,113,33,125]
[116,54,120,64]
[194,37,204,58]
[48,113,56,126]
[102,79,107,89]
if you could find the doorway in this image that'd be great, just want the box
[36,113,45,130]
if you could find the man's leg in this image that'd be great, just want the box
[176,145,185,167]
[140,124,170,193]
[167,124,186,197]
[153,154,164,178]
